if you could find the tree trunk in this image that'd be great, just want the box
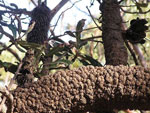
[101,0,128,65]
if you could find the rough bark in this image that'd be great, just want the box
[12,65,150,113]
[101,0,128,65]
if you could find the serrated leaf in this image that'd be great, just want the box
[8,24,17,39]
[65,31,76,37]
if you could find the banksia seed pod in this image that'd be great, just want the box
[27,2,51,44]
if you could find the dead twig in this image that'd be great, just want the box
[0,42,21,62]
[124,39,139,65]
[51,0,82,36]
[30,0,37,7]
[133,44,147,68]
[86,6,102,30]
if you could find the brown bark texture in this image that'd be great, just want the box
[12,65,150,113]
[101,0,128,65]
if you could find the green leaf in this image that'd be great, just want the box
[8,24,17,39]
[56,59,72,65]
[76,19,86,49]
[48,46,65,56]
[0,60,17,74]
[0,33,3,40]
[17,40,44,50]
[83,55,102,66]
[65,31,76,37]
[10,3,18,9]
[79,40,88,48]
[79,59,90,66]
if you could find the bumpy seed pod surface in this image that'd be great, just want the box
[13,65,150,113]
[27,3,51,44]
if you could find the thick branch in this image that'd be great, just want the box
[50,0,69,20]
[12,65,150,113]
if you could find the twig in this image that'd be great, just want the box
[30,0,37,7]
[124,39,138,65]
[86,6,102,30]
[0,42,21,62]
[133,44,147,68]
[0,42,14,52]
[50,26,99,40]
[87,40,103,43]
[0,87,13,113]
[69,0,90,16]
[50,0,70,19]
[118,0,125,4]
[51,0,82,36]
[0,4,31,15]
[82,35,102,41]
[0,26,14,41]
[14,15,22,37]
[0,21,26,33]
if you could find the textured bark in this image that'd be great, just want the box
[101,0,128,65]
[12,65,150,113]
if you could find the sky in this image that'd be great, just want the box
[0,0,100,42]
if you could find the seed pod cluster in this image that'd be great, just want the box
[126,18,148,44]
[13,65,150,113]
[27,2,51,44]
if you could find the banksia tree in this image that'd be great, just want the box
[0,0,150,113]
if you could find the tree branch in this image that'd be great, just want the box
[0,4,31,15]
[50,0,70,20]
[12,65,150,112]
[0,42,21,62]
[133,45,147,68]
